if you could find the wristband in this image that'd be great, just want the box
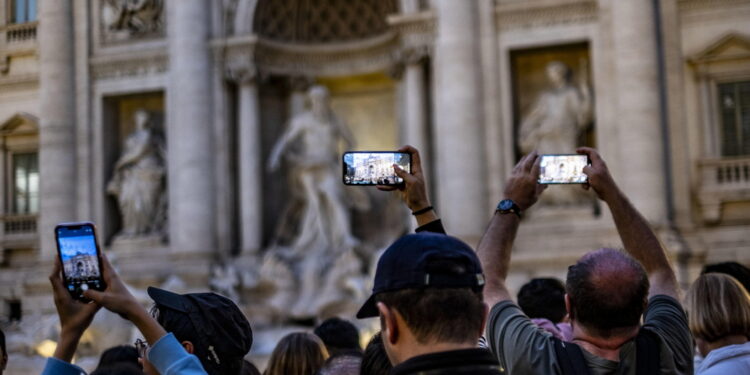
[411,206,434,216]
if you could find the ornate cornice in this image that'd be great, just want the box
[387,10,436,53]
[495,0,597,30]
[89,49,168,81]
[213,32,400,78]
[0,73,38,91]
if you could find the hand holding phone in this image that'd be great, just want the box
[55,222,106,302]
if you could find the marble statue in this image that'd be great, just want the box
[261,85,362,319]
[518,60,594,206]
[102,0,163,38]
[518,60,593,154]
[107,109,167,238]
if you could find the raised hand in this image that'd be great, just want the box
[577,147,620,202]
[377,145,431,213]
[503,151,547,210]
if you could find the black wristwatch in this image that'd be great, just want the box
[496,199,522,218]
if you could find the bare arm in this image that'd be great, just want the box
[377,145,440,227]
[267,119,304,172]
[577,147,679,300]
[478,152,546,308]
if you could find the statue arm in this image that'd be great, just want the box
[332,115,356,149]
[114,136,150,170]
[576,59,594,127]
[267,119,303,172]
[518,99,545,153]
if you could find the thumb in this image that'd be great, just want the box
[83,289,105,305]
[393,164,416,184]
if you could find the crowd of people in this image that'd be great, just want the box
[0,145,748,375]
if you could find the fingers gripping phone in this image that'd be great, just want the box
[538,154,590,184]
[343,151,411,186]
[55,222,106,302]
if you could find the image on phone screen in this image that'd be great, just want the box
[343,152,411,185]
[56,224,103,298]
[538,154,589,184]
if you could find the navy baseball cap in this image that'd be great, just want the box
[147,287,253,373]
[356,232,485,319]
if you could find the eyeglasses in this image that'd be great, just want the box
[134,338,149,359]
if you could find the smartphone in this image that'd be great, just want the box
[342,151,411,186]
[538,154,590,184]
[55,222,106,302]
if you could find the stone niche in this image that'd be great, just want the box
[101,92,166,246]
[511,42,595,158]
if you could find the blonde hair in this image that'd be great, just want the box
[264,332,329,375]
[686,273,750,342]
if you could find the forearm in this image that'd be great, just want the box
[53,329,84,363]
[606,189,678,296]
[129,306,168,345]
[477,213,520,306]
[414,210,439,227]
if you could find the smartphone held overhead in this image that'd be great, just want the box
[342,151,411,186]
[55,222,106,301]
[538,154,590,184]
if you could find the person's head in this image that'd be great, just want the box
[308,85,330,117]
[356,233,487,365]
[565,248,649,338]
[360,333,391,375]
[134,109,150,130]
[265,332,329,375]
[146,287,253,375]
[90,362,144,375]
[702,261,750,293]
[546,61,572,87]
[95,345,140,371]
[0,328,6,374]
[314,317,361,356]
[517,278,567,323]
[317,351,362,375]
[685,273,750,356]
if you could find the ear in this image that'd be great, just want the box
[377,302,399,345]
[181,341,194,354]
[565,294,573,319]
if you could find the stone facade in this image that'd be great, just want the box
[0,0,749,372]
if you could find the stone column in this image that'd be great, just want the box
[38,0,77,256]
[167,0,216,253]
[402,49,429,161]
[609,0,666,223]
[232,66,262,254]
[432,0,486,240]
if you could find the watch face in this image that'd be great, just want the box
[499,199,514,211]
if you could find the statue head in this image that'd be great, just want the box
[546,61,572,88]
[134,109,151,130]
[308,85,330,117]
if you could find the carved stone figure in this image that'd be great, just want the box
[261,85,362,319]
[518,60,594,206]
[107,109,167,238]
[519,60,593,154]
[102,0,164,39]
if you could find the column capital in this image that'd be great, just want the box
[226,62,258,85]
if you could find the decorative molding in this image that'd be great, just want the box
[0,73,38,90]
[213,32,401,78]
[678,0,750,12]
[688,33,750,66]
[494,0,597,30]
[90,50,168,81]
[387,10,436,54]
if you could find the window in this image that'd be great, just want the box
[10,0,36,24]
[719,81,750,156]
[12,152,38,214]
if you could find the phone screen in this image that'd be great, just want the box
[343,152,411,186]
[538,154,590,184]
[55,223,105,300]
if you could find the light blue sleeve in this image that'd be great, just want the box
[40,357,87,375]
[147,333,208,375]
